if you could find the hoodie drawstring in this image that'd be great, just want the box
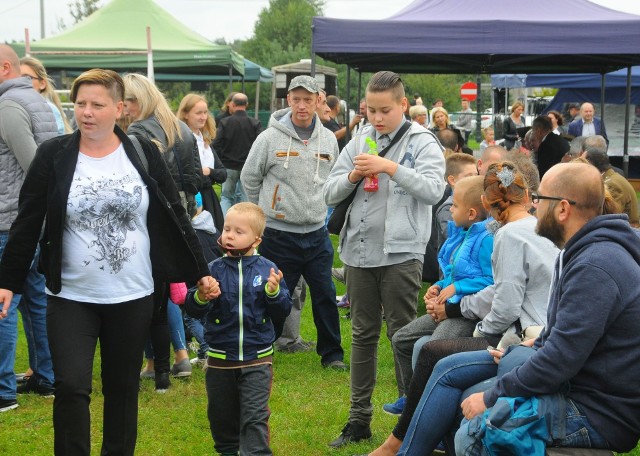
[284,136,292,170]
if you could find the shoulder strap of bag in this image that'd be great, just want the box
[128,135,149,173]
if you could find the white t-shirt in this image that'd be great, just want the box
[52,144,154,303]
[194,131,216,168]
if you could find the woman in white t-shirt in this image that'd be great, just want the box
[0,69,218,455]
[178,93,227,231]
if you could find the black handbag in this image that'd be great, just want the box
[327,121,411,235]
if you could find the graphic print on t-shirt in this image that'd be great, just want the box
[67,171,144,273]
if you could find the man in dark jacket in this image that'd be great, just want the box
[212,93,262,214]
[532,115,569,178]
[458,162,640,454]
[0,44,58,410]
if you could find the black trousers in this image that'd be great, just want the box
[205,364,273,456]
[47,294,154,456]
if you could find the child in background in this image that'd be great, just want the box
[479,126,495,152]
[184,192,221,365]
[184,202,292,456]
[434,153,479,251]
[385,175,493,416]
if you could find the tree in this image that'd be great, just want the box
[69,0,102,23]
[58,0,102,30]
[241,0,324,69]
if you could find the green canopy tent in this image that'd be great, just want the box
[11,0,244,81]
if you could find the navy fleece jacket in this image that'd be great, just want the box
[484,214,640,452]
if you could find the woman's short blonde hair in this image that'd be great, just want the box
[409,104,428,120]
[430,106,450,127]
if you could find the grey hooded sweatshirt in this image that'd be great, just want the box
[241,109,338,233]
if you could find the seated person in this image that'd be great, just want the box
[386,175,493,415]
[369,161,558,455]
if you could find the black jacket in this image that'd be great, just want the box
[212,110,262,170]
[128,117,202,195]
[0,126,210,294]
[536,132,570,178]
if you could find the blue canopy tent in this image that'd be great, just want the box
[312,0,640,173]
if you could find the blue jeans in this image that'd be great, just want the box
[0,232,53,400]
[259,226,343,364]
[455,396,611,455]
[397,350,498,456]
[145,299,187,359]
[220,169,247,215]
[184,314,209,359]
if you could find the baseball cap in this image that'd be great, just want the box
[288,75,320,93]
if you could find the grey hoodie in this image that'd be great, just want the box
[324,122,445,261]
[241,109,338,232]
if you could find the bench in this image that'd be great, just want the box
[546,449,614,456]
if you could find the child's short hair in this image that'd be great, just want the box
[482,126,494,138]
[226,202,266,237]
[456,175,487,219]
[365,71,405,101]
[445,153,477,179]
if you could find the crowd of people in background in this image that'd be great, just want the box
[0,41,639,456]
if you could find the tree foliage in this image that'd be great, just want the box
[241,0,324,69]
[69,0,102,24]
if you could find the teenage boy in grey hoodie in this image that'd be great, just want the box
[323,71,446,447]
[241,76,346,370]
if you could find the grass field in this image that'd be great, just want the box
[3,233,639,455]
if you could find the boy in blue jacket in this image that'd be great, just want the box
[386,175,494,415]
[184,202,292,456]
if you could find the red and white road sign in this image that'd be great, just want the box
[460,82,478,101]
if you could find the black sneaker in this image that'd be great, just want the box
[155,372,170,393]
[328,422,372,448]
[322,360,349,371]
[0,398,18,412]
[16,375,55,398]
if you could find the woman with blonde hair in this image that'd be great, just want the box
[429,106,464,149]
[20,56,72,134]
[503,101,525,150]
[123,73,204,389]
[177,93,226,230]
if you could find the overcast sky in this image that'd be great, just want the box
[2,0,640,44]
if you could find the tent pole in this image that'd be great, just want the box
[228,65,233,94]
[357,72,362,109]
[311,54,316,77]
[623,66,631,177]
[600,73,605,125]
[25,29,31,56]
[146,27,154,83]
[242,78,246,93]
[475,74,482,143]
[346,66,351,143]
[255,81,260,120]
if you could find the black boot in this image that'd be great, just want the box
[328,421,372,448]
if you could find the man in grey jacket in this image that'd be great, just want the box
[241,75,346,370]
[0,45,58,412]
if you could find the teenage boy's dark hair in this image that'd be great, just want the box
[366,71,405,101]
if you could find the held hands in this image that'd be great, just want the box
[266,268,282,294]
[424,285,441,301]
[461,392,487,420]
[353,153,398,178]
[202,167,211,176]
[196,276,221,302]
[425,299,447,323]
[0,288,13,320]
[435,284,456,305]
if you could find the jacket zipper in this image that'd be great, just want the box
[238,257,244,361]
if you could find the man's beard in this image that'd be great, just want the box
[536,206,565,248]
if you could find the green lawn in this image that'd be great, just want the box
[3,233,639,455]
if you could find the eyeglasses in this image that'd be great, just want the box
[531,193,577,205]
[22,74,42,81]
